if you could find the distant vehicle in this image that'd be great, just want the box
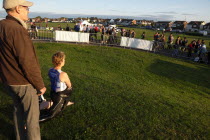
[199,30,208,36]
[171,29,183,33]
[108,25,116,28]
[108,25,121,33]
[115,27,121,33]
[152,28,160,31]
[145,26,152,29]
[165,28,172,32]
[159,27,165,31]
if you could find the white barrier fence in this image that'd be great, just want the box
[55,31,90,43]
[54,31,154,51]
[120,37,154,51]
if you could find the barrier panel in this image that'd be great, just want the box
[29,29,54,41]
[120,37,153,51]
[55,31,89,43]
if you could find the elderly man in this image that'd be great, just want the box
[0,0,46,139]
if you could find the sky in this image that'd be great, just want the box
[0,0,210,22]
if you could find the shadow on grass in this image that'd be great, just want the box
[0,85,15,139]
[147,59,210,92]
[0,105,15,139]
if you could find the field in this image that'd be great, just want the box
[0,42,210,139]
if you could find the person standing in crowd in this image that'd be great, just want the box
[141,32,146,39]
[101,25,106,44]
[82,24,86,32]
[172,36,181,57]
[194,39,201,54]
[65,24,70,31]
[167,33,174,49]
[154,32,160,41]
[57,24,62,30]
[74,23,80,32]
[109,27,116,44]
[159,34,166,49]
[198,40,207,61]
[126,30,131,37]
[0,0,46,139]
[187,40,196,57]
[130,30,136,38]
[85,25,90,33]
[120,28,124,36]
[30,22,37,39]
[181,37,188,52]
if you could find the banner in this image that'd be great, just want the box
[120,37,153,51]
[78,33,90,42]
[55,31,89,43]
[120,37,130,48]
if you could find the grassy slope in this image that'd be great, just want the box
[0,43,209,139]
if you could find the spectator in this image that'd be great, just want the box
[167,33,174,49]
[198,40,207,61]
[86,25,90,33]
[194,39,201,54]
[57,24,62,30]
[141,32,146,39]
[126,30,130,37]
[109,27,116,44]
[65,24,70,31]
[154,32,160,41]
[82,24,86,32]
[131,30,136,38]
[74,24,80,32]
[174,36,181,48]
[181,37,188,52]
[121,28,124,36]
[30,22,37,39]
[0,0,46,139]
[172,36,181,57]
[159,34,166,49]
[101,26,106,44]
[187,40,196,57]
[39,52,74,110]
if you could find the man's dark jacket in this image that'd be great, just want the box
[0,15,45,90]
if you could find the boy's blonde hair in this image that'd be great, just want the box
[52,51,65,66]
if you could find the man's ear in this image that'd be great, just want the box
[15,6,21,14]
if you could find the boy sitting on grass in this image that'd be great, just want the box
[39,51,74,110]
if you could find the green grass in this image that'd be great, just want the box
[0,42,210,139]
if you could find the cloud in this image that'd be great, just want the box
[138,14,175,21]
[110,9,121,12]
[182,13,197,16]
[156,11,178,14]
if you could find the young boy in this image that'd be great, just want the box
[39,51,73,110]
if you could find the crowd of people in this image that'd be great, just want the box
[153,32,208,62]
[29,21,209,62]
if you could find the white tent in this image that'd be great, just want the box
[109,19,115,23]
[80,20,90,25]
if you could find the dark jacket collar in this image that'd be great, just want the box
[6,15,22,26]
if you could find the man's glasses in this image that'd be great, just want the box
[20,5,29,11]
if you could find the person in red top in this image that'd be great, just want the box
[187,40,196,57]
